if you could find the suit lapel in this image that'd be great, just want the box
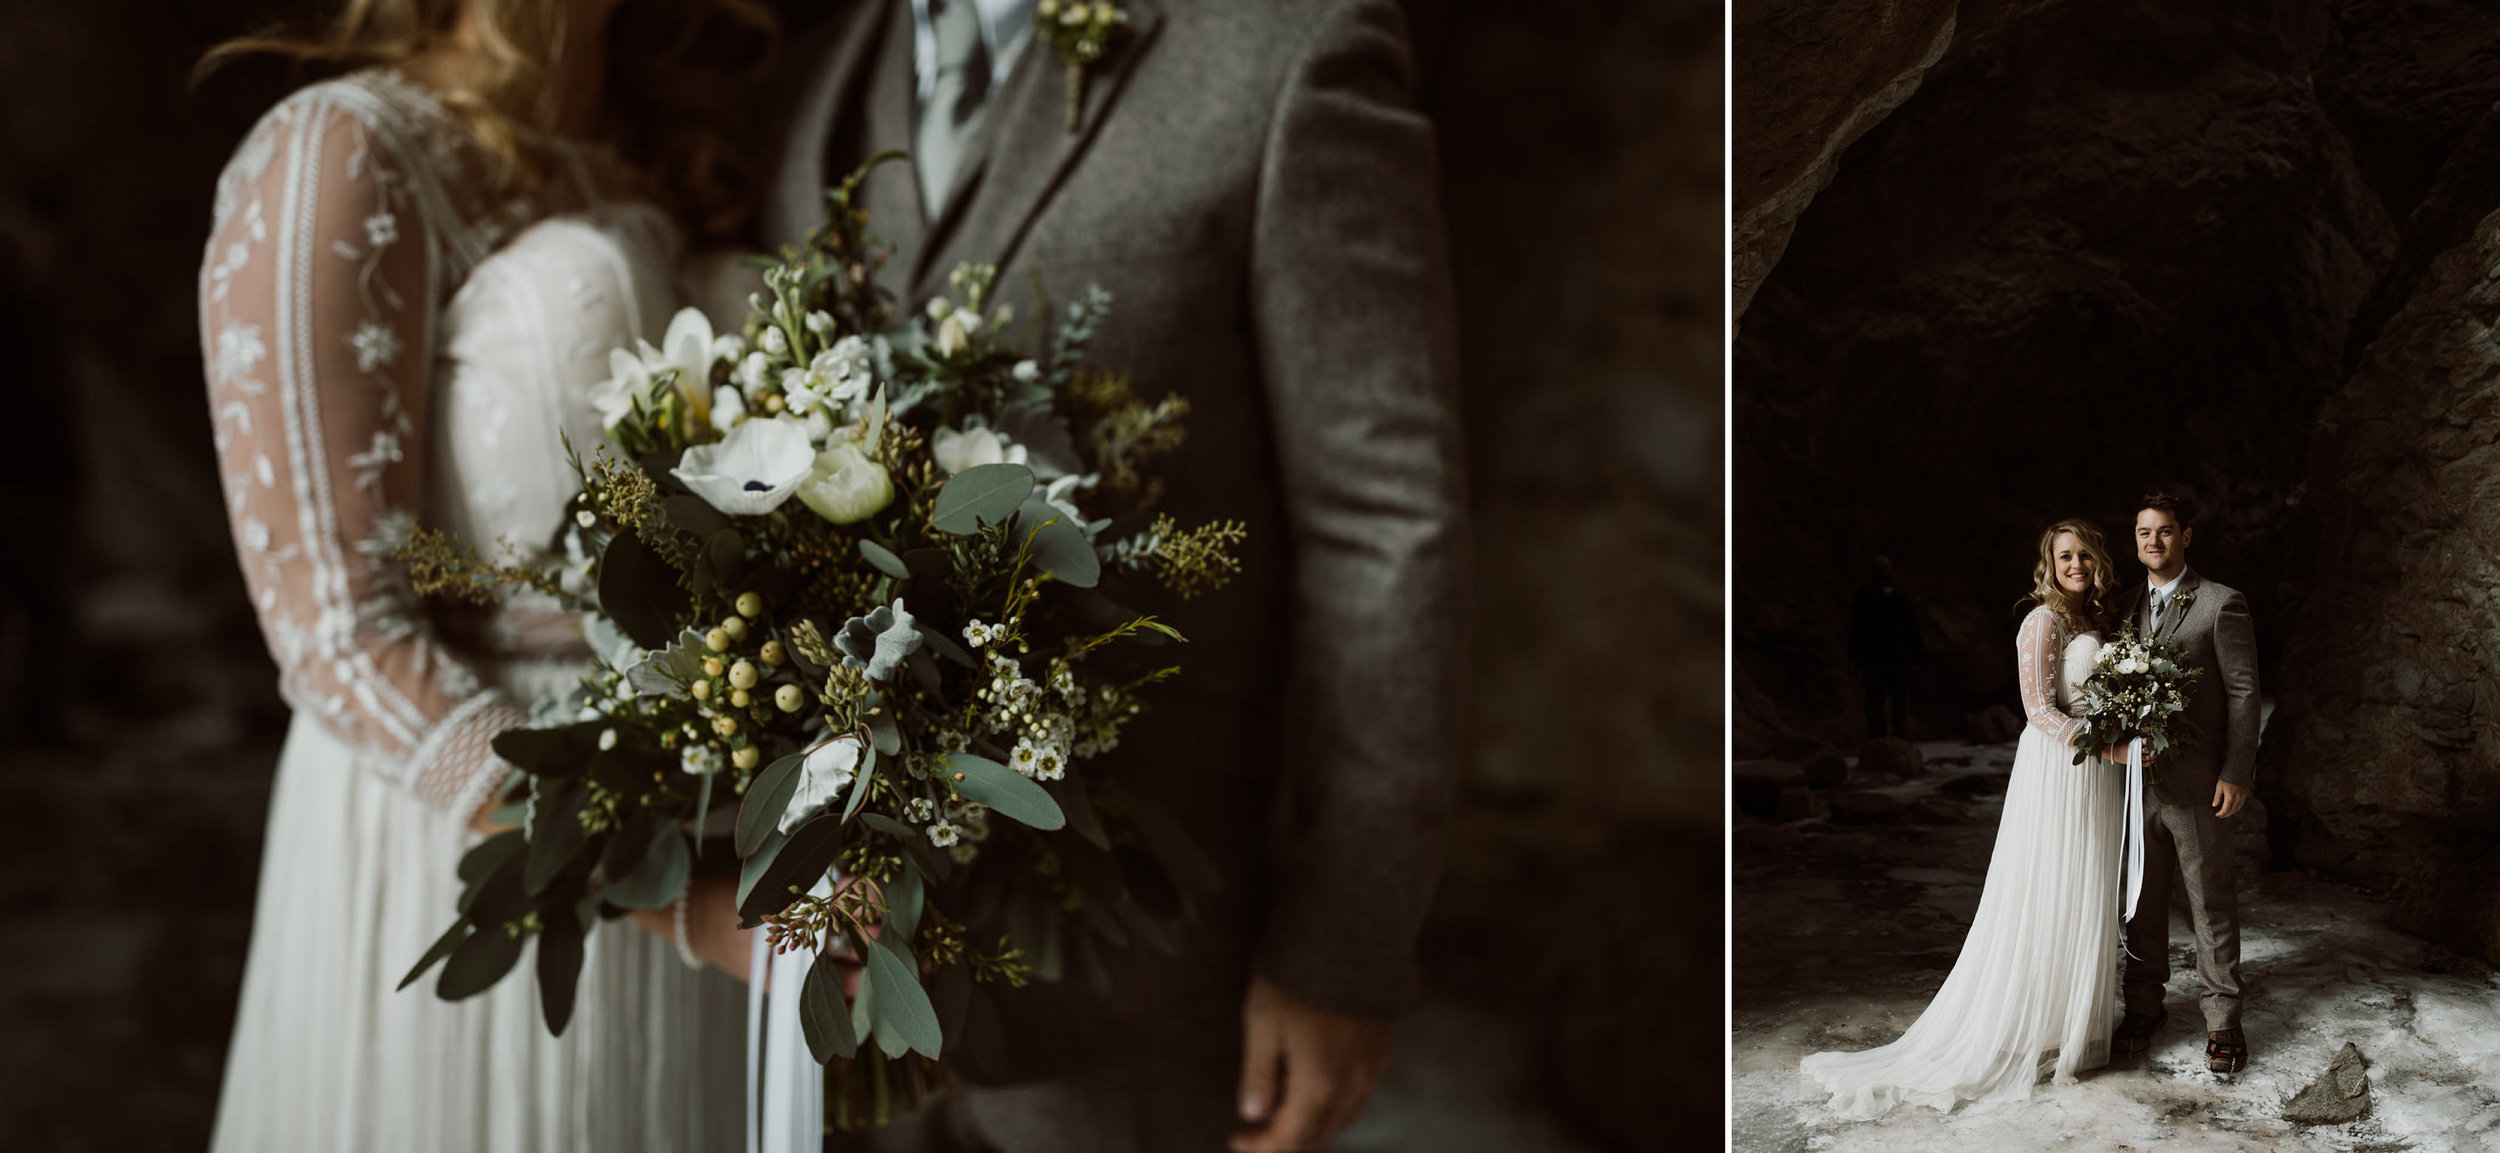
[769,1,894,248]
[910,0,1166,296]
[2155,569,2201,643]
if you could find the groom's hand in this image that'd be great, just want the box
[1232,976,1393,1152]
[2212,780,2250,819]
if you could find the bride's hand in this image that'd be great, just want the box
[629,874,755,979]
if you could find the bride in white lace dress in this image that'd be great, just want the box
[197,2,765,1147]
[1801,519,2130,1118]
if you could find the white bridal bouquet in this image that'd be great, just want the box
[2068,627,2203,768]
[394,156,1243,1129]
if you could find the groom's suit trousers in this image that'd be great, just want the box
[2122,783,2244,1031]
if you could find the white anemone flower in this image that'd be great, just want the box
[672,417,815,516]
[779,735,863,834]
[931,418,1027,475]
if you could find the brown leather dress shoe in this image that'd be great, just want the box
[2207,1028,2248,1074]
[2114,1007,2166,1054]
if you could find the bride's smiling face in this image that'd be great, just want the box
[2053,532,2094,595]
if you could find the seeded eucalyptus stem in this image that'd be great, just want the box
[1064,65,1085,131]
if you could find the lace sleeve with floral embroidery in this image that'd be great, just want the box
[200,90,525,819]
[2016,606,2084,748]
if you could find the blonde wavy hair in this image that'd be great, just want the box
[197,0,775,239]
[2025,518,2115,632]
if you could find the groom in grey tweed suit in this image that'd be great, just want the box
[2110,493,2262,1074]
[751,0,1468,1148]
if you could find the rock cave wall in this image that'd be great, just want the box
[1737,0,2500,962]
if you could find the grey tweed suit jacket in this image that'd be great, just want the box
[2114,569,2261,805]
[756,0,1469,1048]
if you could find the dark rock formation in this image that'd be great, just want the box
[1734,760,1810,818]
[1732,0,1957,316]
[1827,791,1904,825]
[1798,745,1850,789]
[2268,180,2500,962]
[1860,736,1924,778]
[2282,1042,2372,1125]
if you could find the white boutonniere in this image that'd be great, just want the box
[1036,0,1129,130]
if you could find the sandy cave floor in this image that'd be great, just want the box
[1732,740,2500,1153]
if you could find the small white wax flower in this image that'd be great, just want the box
[805,311,835,337]
[761,325,790,356]
[1012,359,1041,384]
[739,351,773,390]
[598,728,618,751]
[574,509,597,529]
[927,820,963,848]
[936,313,970,356]
[711,333,747,362]
[680,743,724,776]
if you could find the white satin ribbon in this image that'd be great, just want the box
[2120,736,2147,953]
[748,877,831,1153]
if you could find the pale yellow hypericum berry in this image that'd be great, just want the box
[703,657,726,677]
[706,627,732,653]
[736,591,766,618]
[732,746,761,771]
[722,617,750,641]
[712,715,739,736]
[730,689,752,709]
[689,679,712,701]
[774,684,805,713]
[760,640,786,666]
[728,660,759,690]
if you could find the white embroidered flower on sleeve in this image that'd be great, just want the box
[350,321,403,372]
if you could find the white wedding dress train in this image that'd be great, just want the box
[1801,605,2123,1119]
[200,70,745,1150]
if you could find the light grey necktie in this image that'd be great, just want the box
[915,0,993,220]
[2149,587,2167,632]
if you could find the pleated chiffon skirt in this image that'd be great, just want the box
[1801,724,2125,1119]
[210,714,748,1151]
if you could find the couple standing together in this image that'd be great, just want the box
[197,0,1466,1150]
[1803,495,2263,1118]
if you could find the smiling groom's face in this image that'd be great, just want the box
[2135,508,2192,581]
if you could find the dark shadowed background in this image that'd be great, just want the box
[0,0,1721,1148]
[1736,0,2500,972]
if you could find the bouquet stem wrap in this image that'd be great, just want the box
[2121,736,2145,956]
[749,879,830,1153]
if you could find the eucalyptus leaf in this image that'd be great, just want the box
[736,814,846,922]
[842,741,881,824]
[490,722,604,777]
[737,752,808,857]
[599,807,657,885]
[458,829,527,886]
[858,812,947,883]
[605,820,690,909]
[706,529,747,587]
[937,754,1065,831]
[859,539,911,580]
[915,625,976,668]
[437,922,525,1001]
[800,949,859,1062]
[536,904,585,1035]
[1016,499,1101,588]
[863,936,942,1058]
[462,846,532,925]
[884,861,926,946]
[868,712,902,756]
[1046,779,1108,850]
[735,827,788,918]
[525,784,590,896]
[928,962,970,1045]
[600,531,691,650]
[930,463,1035,535]
[663,493,731,537]
[398,919,472,992]
[850,951,878,1047]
